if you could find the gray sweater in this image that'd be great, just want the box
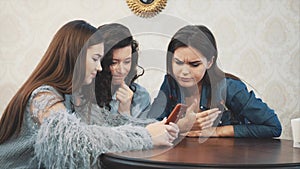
[0,85,155,169]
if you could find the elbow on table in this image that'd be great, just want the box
[271,123,282,137]
[266,114,282,137]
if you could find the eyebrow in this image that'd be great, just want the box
[174,57,202,64]
[174,58,183,62]
[189,61,202,64]
[113,56,132,61]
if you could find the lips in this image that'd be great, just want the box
[91,72,97,78]
[179,77,193,82]
[113,76,125,80]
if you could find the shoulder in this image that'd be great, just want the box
[29,85,64,106]
[131,83,151,103]
[132,83,149,94]
[30,85,63,100]
[224,78,265,109]
[226,78,246,87]
[225,78,247,92]
[223,78,251,100]
[28,85,65,121]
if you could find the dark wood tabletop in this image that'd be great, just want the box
[100,137,300,169]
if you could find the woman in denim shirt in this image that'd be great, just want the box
[95,23,151,118]
[147,25,282,138]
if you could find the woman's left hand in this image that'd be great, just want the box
[166,121,180,139]
[192,108,221,130]
[187,127,218,137]
[187,126,234,137]
[146,118,179,146]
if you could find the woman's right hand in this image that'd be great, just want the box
[146,118,179,147]
[116,82,134,115]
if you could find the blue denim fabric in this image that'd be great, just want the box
[147,75,282,138]
[110,83,151,118]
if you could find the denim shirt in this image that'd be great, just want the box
[110,83,151,118]
[147,75,282,138]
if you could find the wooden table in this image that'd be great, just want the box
[100,137,300,168]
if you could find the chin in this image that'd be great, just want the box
[178,81,196,88]
[84,80,92,85]
[112,80,122,86]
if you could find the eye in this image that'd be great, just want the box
[92,54,101,62]
[111,60,118,66]
[124,59,131,64]
[174,59,184,65]
[189,62,201,67]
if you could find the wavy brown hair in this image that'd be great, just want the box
[0,20,101,143]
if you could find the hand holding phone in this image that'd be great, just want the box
[165,104,187,124]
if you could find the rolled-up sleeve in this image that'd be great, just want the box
[226,79,282,138]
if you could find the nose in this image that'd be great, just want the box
[96,61,102,72]
[116,63,126,74]
[181,64,190,76]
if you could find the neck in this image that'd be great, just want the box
[183,82,203,112]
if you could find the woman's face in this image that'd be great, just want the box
[84,43,104,85]
[110,45,132,85]
[172,46,213,88]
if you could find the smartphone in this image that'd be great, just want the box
[165,104,187,124]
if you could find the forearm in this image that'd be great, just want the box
[186,126,234,138]
[90,104,156,127]
[216,125,234,137]
[35,111,153,169]
[123,114,158,127]
[233,124,282,138]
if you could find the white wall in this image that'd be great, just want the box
[0,0,299,139]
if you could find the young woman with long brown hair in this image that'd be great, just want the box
[0,20,178,169]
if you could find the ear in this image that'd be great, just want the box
[206,56,215,69]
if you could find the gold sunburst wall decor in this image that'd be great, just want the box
[126,0,167,18]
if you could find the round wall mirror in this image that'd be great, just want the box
[126,0,167,18]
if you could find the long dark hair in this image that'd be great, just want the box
[95,23,143,109]
[0,20,100,143]
[166,25,240,107]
